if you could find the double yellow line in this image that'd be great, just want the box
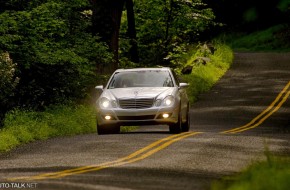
[9,131,202,181]
[222,81,290,134]
[8,82,290,181]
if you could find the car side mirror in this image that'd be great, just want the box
[179,83,189,88]
[95,85,104,90]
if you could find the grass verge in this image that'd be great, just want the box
[0,105,141,152]
[224,24,290,52]
[181,41,234,103]
[0,105,96,152]
[212,154,290,190]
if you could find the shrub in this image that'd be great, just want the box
[212,155,290,190]
[0,104,96,152]
[0,2,113,109]
[181,41,233,103]
[0,131,20,152]
[224,25,290,51]
[0,52,18,126]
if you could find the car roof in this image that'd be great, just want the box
[115,67,171,72]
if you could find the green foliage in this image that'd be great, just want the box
[0,131,19,152]
[164,43,188,68]
[120,0,215,66]
[181,41,233,103]
[121,126,139,133]
[226,25,290,51]
[0,52,19,125]
[212,155,290,190]
[277,0,290,12]
[0,104,96,152]
[243,7,257,23]
[204,0,289,30]
[0,52,18,104]
[0,0,113,109]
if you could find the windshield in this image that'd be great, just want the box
[108,70,174,89]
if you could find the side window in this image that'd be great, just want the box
[171,69,180,86]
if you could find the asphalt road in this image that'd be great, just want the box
[0,52,290,190]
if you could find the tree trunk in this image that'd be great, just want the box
[165,0,174,46]
[126,0,139,63]
[110,0,125,70]
[91,0,125,73]
[91,0,112,42]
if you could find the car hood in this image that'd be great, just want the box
[106,87,174,99]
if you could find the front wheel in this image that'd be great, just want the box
[181,107,190,132]
[181,113,190,132]
[169,113,182,134]
[97,123,120,135]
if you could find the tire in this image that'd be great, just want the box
[97,123,120,135]
[169,112,182,134]
[181,108,190,132]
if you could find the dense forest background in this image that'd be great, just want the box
[1,0,290,124]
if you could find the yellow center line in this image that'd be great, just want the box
[8,82,289,181]
[48,132,202,179]
[8,131,202,181]
[230,90,290,133]
[221,81,290,134]
[42,132,189,177]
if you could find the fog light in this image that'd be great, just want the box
[104,115,111,120]
[162,113,169,118]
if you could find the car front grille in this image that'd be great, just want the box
[118,115,155,120]
[119,98,154,109]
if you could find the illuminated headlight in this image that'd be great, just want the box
[99,97,117,109]
[99,97,111,108]
[163,96,175,107]
[104,115,112,120]
[155,96,175,107]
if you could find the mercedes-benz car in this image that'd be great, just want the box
[95,67,190,134]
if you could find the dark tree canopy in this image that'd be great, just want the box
[0,0,289,122]
[204,0,289,31]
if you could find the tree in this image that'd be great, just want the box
[278,0,290,23]
[0,52,18,126]
[125,0,139,63]
[204,0,288,31]
[91,0,125,73]
[125,0,215,66]
[0,0,113,109]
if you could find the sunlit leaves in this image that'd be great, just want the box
[123,0,215,66]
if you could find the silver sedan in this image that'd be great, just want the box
[95,67,190,134]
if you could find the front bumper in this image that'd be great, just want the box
[96,106,179,126]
